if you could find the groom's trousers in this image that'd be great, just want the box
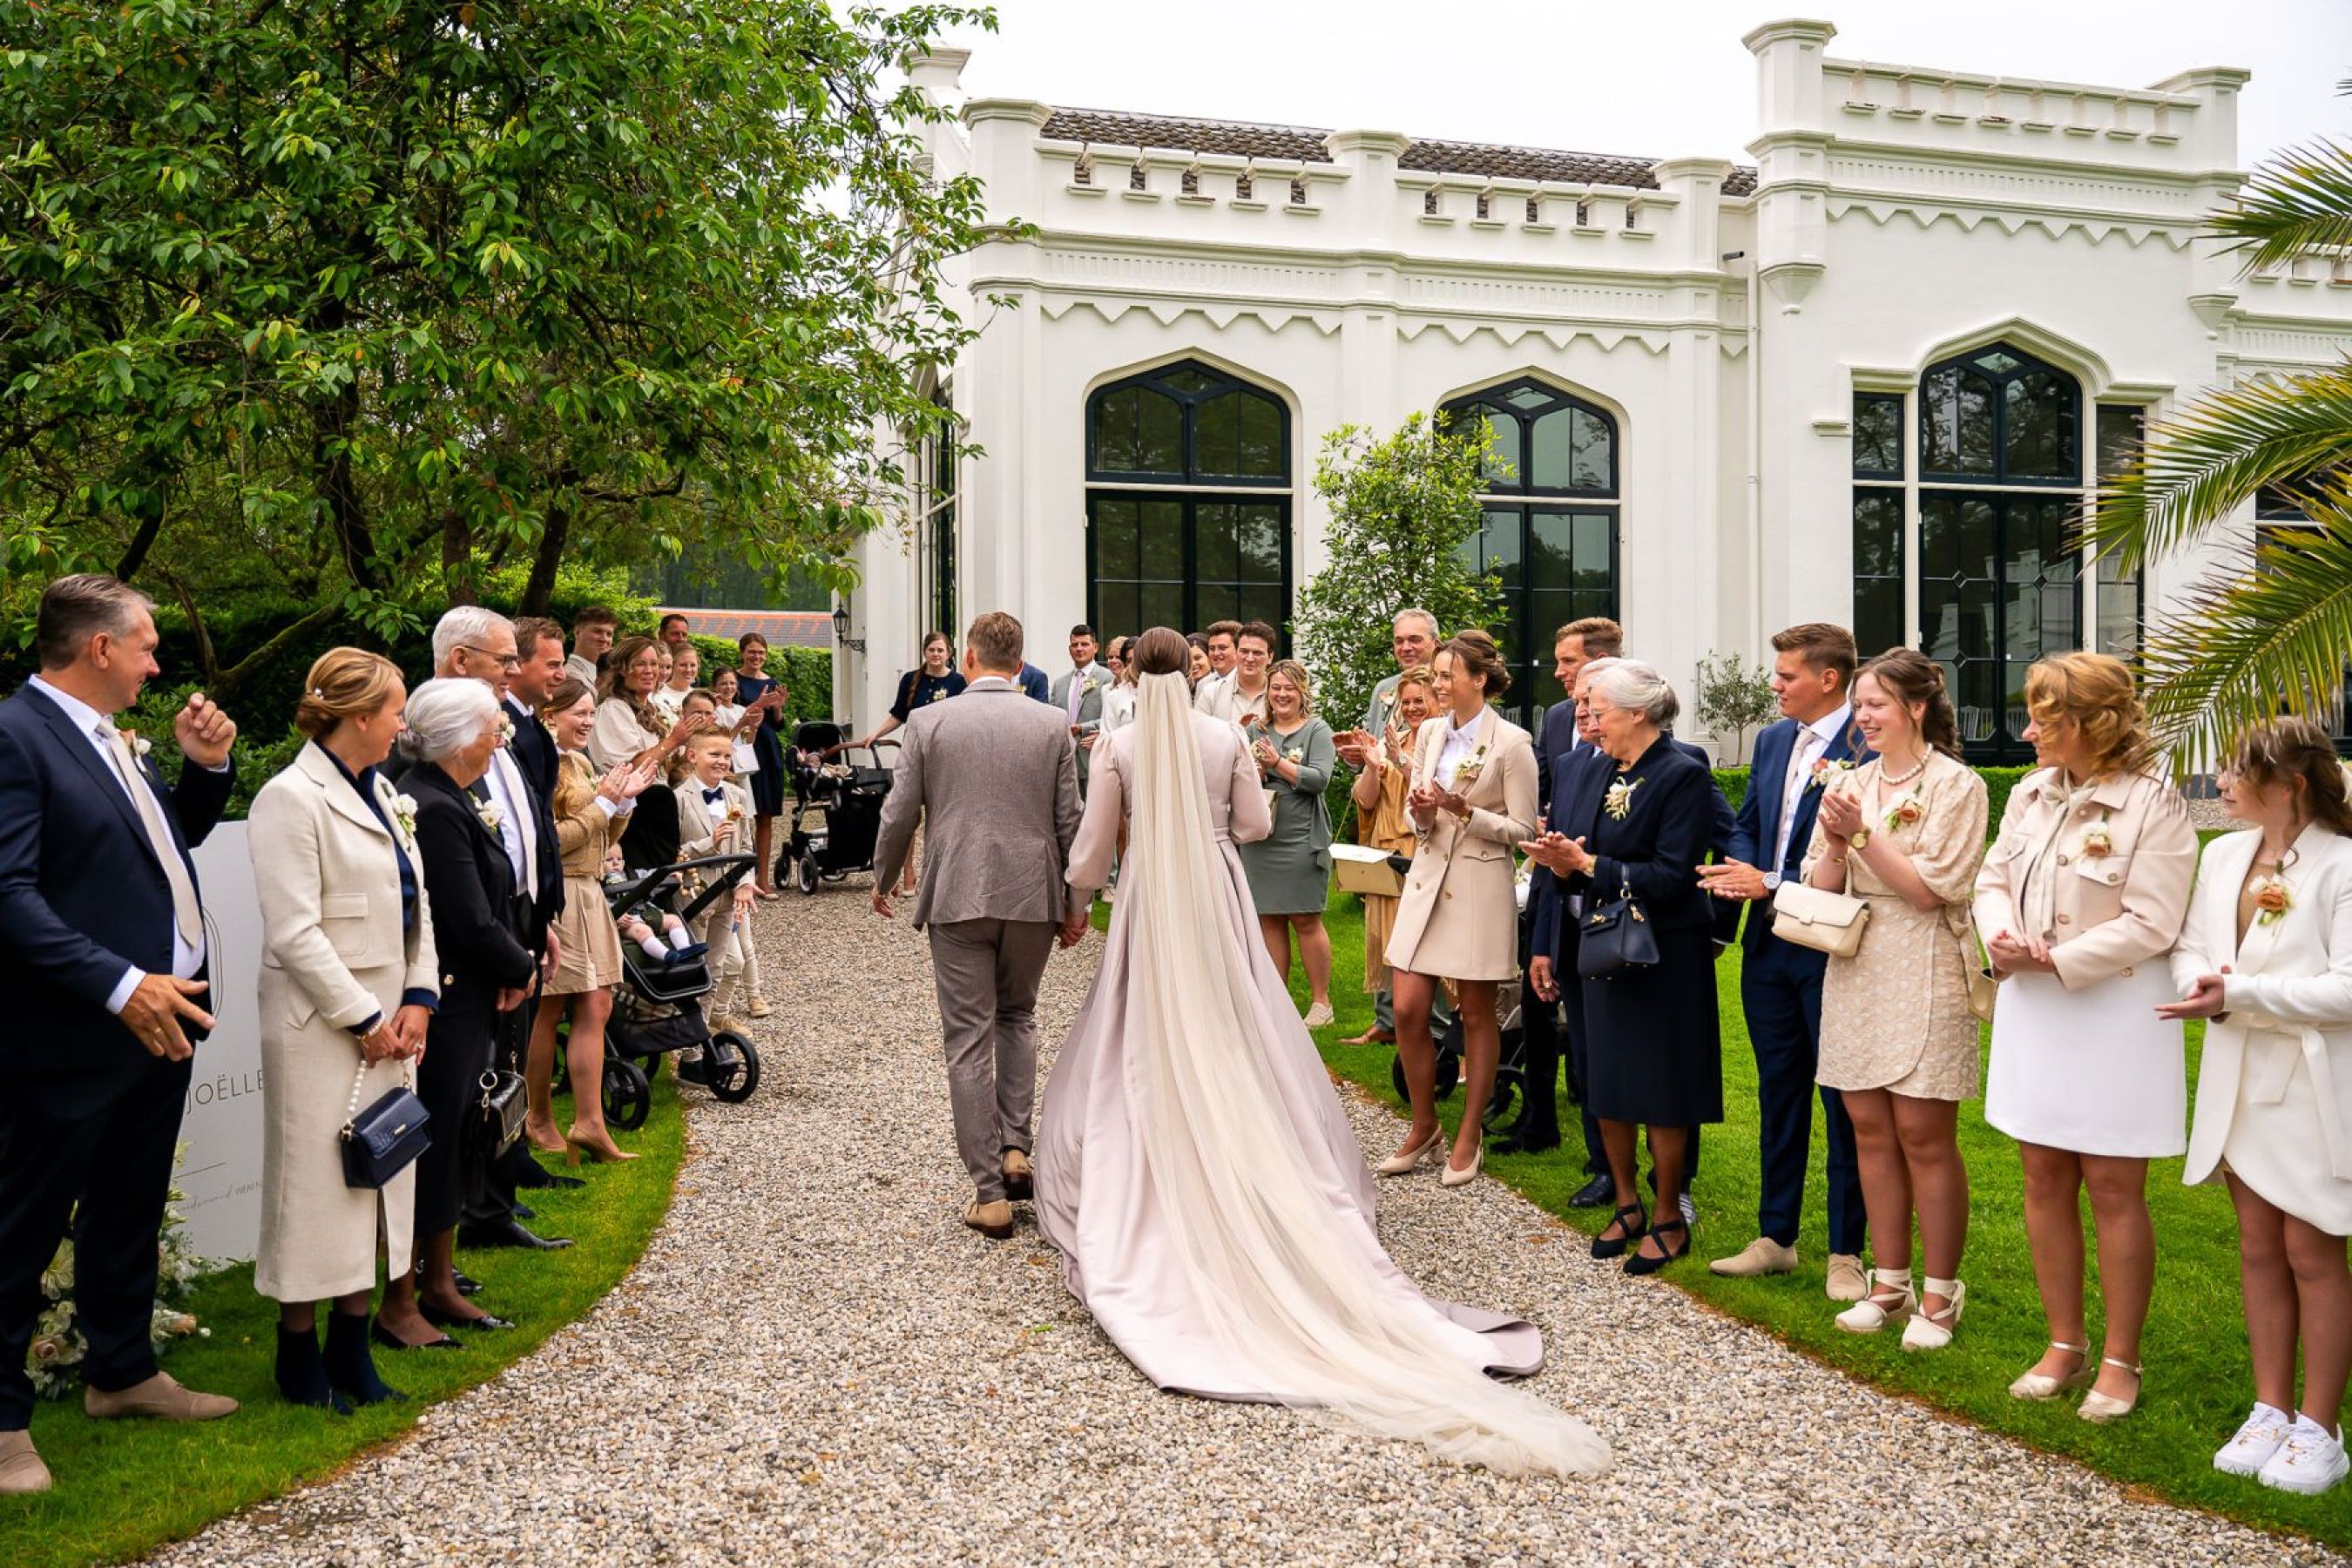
[929,916,1058,1203]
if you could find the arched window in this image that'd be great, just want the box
[1440,378,1620,724]
[1085,362,1290,639]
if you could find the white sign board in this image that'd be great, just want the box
[181,821,267,1262]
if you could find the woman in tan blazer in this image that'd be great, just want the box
[1972,652,2196,1422]
[247,649,438,1413]
[1381,631,1537,1190]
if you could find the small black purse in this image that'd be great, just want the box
[339,1058,431,1190]
[1576,879,1660,982]
[474,1068,527,1159]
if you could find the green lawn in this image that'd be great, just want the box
[4,1077,684,1568]
[1103,885,2352,1551]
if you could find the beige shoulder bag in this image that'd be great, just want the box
[1771,880,1871,959]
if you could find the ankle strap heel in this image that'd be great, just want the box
[1834,1267,1915,1335]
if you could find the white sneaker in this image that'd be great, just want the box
[2215,1404,2292,1477]
[2260,1416,2349,1496]
[1301,1001,1335,1028]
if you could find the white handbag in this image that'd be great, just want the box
[1771,880,1871,959]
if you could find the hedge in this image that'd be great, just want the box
[1714,764,2036,830]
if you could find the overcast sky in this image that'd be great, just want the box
[936,1,2347,168]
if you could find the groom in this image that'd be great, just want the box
[873,612,1085,1240]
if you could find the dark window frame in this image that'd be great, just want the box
[1918,342,2083,489]
[1085,361,1292,487]
[1083,491,1294,647]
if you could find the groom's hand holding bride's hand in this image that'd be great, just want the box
[1058,908,1088,949]
[870,889,895,920]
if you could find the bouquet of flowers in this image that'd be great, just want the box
[28,1152,211,1397]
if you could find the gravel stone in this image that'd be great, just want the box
[145,884,2346,1567]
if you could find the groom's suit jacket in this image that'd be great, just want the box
[874,677,1083,929]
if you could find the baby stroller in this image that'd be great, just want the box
[591,853,763,1126]
[1390,979,1529,1136]
[777,721,896,896]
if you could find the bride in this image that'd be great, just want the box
[1033,628,1609,1477]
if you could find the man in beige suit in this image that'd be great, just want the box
[873,612,1086,1239]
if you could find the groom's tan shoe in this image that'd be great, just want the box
[1708,1237,1799,1278]
[0,1430,51,1495]
[1002,1148,1034,1202]
[84,1372,238,1423]
[963,1199,1015,1240]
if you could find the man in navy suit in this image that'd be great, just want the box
[1699,623,1871,1299]
[0,576,242,1495]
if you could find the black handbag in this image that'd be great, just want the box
[1576,879,1660,982]
[339,1058,431,1190]
[475,1068,526,1159]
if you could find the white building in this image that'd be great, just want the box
[842,17,2352,761]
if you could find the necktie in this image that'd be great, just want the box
[1067,673,1084,724]
[102,726,201,946]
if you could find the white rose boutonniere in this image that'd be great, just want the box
[1080,676,1099,697]
[475,799,506,835]
[1604,775,1645,821]
[497,710,517,746]
[1453,743,1490,787]
[1808,757,1851,792]
[390,793,420,844]
[118,729,153,760]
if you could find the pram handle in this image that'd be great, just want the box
[606,854,760,927]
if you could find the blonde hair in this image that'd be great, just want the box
[1267,659,1315,718]
[294,648,402,740]
[2024,652,2154,777]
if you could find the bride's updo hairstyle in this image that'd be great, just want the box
[1131,626,1193,679]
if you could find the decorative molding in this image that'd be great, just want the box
[1826,198,2192,250]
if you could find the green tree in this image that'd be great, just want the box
[2,0,995,694]
[1693,650,1778,766]
[2085,94,2352,765]
[1292,413,1502,736]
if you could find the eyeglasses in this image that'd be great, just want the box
[460,645,521,669]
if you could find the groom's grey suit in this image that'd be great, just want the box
[874,676,1084,1203]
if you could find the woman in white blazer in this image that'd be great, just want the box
[2160,719,2352,1496]
[247,649,438,1414]
[1381,630,1538,1190]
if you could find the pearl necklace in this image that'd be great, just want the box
[1880,753,1929,787]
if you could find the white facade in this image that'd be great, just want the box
[844,18,2352,760]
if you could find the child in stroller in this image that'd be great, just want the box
[584,844,763,1127]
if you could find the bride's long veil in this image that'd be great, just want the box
[1117,669,1609,1477]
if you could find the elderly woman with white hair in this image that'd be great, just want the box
[1523,658,1722,1275]
[375,678,540,1350]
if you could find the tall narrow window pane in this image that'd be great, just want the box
[1852,490,1904,657]
[1570,409,1612,490]
[1921,365,1997,476]
[1529,408,1573,489]
[1853,394,1903,478]
[2003,372,2077,480]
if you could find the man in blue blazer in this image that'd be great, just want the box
[1698,624,1871,1298]
[0,576,242,1495]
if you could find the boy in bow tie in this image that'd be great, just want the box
[675,732,759,1035]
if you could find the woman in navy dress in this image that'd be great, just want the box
[853,632,967,895]
[732,632,791,896]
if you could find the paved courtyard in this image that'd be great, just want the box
[147,892,2345,1566]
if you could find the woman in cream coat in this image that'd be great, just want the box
[247,649,438,1412]
[1382,631,1537,1190]
[2161,719,2352,1495]
[1972,652,2195,1423]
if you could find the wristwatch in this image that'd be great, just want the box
[1762,871,1783,892]
[1848,827,1873,851]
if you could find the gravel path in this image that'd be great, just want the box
[149,883,2341,1568]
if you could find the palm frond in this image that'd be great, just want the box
[2210,138,2352,271]
[2134,490,2352,770]
[2085,362,2352,567]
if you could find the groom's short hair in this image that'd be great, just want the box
[966,612,1024,673]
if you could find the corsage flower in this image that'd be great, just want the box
[1604,776,1644,821]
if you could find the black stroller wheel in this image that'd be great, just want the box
[706,1030,760,1104]
[1390,1047,1461,1106]
[603,1060,651,1132]
[1481,1068,1524,1133]
[796,855,819,895]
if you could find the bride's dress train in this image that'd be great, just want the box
[1033,670,1608,1478]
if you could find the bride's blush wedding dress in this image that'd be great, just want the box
[1033,672,1608,1478]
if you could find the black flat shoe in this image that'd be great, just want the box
[457,1219,575,1251]
[1625,1216,1692,1277]
[1568,1173,1616,1209]
[452,1272,483,1296]
[1592,1202,1648,1260]
[511,1202,536,1220]
[370,1320,460,1351]
[422,1305,516,1332]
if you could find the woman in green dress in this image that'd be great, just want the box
[1241,660,1339,1026]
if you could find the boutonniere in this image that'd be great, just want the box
[475,799,506,835]
[1883,790,1924,834]
[2080,810,2115,858]
[928,686,950,703]
[1080,676,1099,696]
[2252,873,2293,926]
[497,710,517,746]
[1455,742,1490,786]
[390,793,420,844]
[118,728,152,760]
[1808,757,1852,792]
[1604,775,1644,821]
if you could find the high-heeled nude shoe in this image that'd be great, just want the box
[1439,1143,1484,1189]
[1900,1278,1965,1351]
[1375,1125,1443,1177]
[564,1126,640,1166]
[1834,1267,1915,1335]
[524,1119,566,1155]
[2078,1358,2142,1423]
[2009,1342,2095,1401]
